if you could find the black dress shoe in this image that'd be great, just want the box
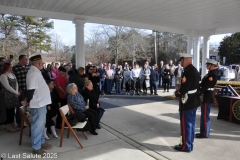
[90,131,98,135]
[154,93,158,95]
[195,133,207,138]
[174,145,191,152]
[175,144,182,148]
[96,124,101,129]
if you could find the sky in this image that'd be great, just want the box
[51,19,231,45]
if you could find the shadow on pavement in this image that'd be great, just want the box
[100,95,169,109]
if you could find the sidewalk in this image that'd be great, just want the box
[0,89,240,160]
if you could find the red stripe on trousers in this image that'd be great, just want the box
[204,103,206,137]
[181,112,186,150]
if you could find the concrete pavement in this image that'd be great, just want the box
[0,89,240,160]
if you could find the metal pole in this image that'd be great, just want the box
[155,31,158,64]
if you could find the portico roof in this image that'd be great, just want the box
[0,0,239,35]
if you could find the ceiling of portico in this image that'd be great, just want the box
[0,0,240,35]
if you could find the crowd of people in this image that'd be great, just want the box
[215,63,240,81]
[77,60,183,96]
[0,54,186,156]
[0,53,227,155]
[0,55,105,156]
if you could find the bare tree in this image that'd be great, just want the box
[51,33,64,62]
[101,25,131,65]
[123,28,149,65]
[85,28,111,65]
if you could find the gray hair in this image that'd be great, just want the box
[84,80,92,88]
[66,83,76,94]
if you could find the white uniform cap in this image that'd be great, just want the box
[206,58,218,65]
[178,53,193,61]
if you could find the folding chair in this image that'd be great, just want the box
[67,103,88,139]
[19,106,31,145]
[59,105,87,148]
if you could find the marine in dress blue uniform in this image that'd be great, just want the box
[174,53,201,152]
[196,59,218,138]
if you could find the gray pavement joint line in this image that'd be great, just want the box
[34,138,122,160]
[101,123,171,160]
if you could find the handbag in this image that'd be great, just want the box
[66,114,78,126]
[164,75,170,79]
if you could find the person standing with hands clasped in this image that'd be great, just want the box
[195,59,217,138]
[0,62,20,132]
[174,53,201,152]
[163,64,171,92]
[25,54,52,156]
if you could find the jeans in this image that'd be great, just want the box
[115,83,121,94]
[99,78,105,94]
[30,106,46,150]
[150,81,157,94]
[170,74,174,87]
[158,75,164,87]
[105,79,113,93]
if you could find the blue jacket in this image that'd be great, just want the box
[150,69,159,82]
[67,93,86,113]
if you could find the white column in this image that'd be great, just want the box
[201,35,210,78]
[193,36,200,71]
[74,19,85,68]
[187,36,193,55]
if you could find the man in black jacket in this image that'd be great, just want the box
[196,59,217,138]
[174,53,201,152]
[69,67,85,94]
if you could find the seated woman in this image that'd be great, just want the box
[67,83,98,135]
[82,80,105,129]
[45,80,60,139]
